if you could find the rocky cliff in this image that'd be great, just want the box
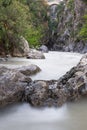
[47,0,87,53]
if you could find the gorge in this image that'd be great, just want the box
[46,0,87,53]
[0,0,87,130]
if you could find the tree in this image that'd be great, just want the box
[26,0,49,47]
[0,0,49,55]
[0,0,30,54]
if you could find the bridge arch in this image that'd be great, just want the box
[49,3,58,7]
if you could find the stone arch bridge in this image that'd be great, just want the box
[46,0,63,6]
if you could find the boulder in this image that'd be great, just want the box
[82,45,87,53]
[0,65,67,107]
[56,54,87,101]
[25,80,67,107]
[39,45,48,53]
[0,64,41,107]
[25,81,49,106]
[27,49,45,59]
[16,65,41,76]
[13,36,29,57]
[0,67,27,107]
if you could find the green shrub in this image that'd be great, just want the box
[79,15,87,40]
[25,26,44,48]
[67,0,74,10]
[0,0,49,53]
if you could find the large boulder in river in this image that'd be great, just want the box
[17,65,41,76]
[0,64,41,107]
[13,36,29,57]
[0,67,26,107]
[27,49,45,59]
[25,81,49,106]
[56,54,87,101]
[25,80,67,107]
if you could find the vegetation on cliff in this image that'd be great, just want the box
[46,0,87,52]
[79,14,87,40]
[0,0,48,55]
[1,0,87,54]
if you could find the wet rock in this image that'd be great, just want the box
[0,68,27,107]
[25,81,48,106]
[57,54,87,101]
[16,65,41,76]
[27,49,45,59]
[39,45,48,53]
[25,80,67,107]
[0,64,41,107]
[0,58,8,62]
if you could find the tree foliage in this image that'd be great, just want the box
[26,0,48,47]
[79,15,87,40]
[0,0,48,54]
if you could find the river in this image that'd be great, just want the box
[0,52,87,130]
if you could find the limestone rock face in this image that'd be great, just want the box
[74,0,87,22]
[13,36,29,57]
[57,54,87,100]
[47,0,87,53]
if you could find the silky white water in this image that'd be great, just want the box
[0,51,82,80]
[0,52,87,130]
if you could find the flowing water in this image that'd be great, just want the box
[0,52,87,130]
